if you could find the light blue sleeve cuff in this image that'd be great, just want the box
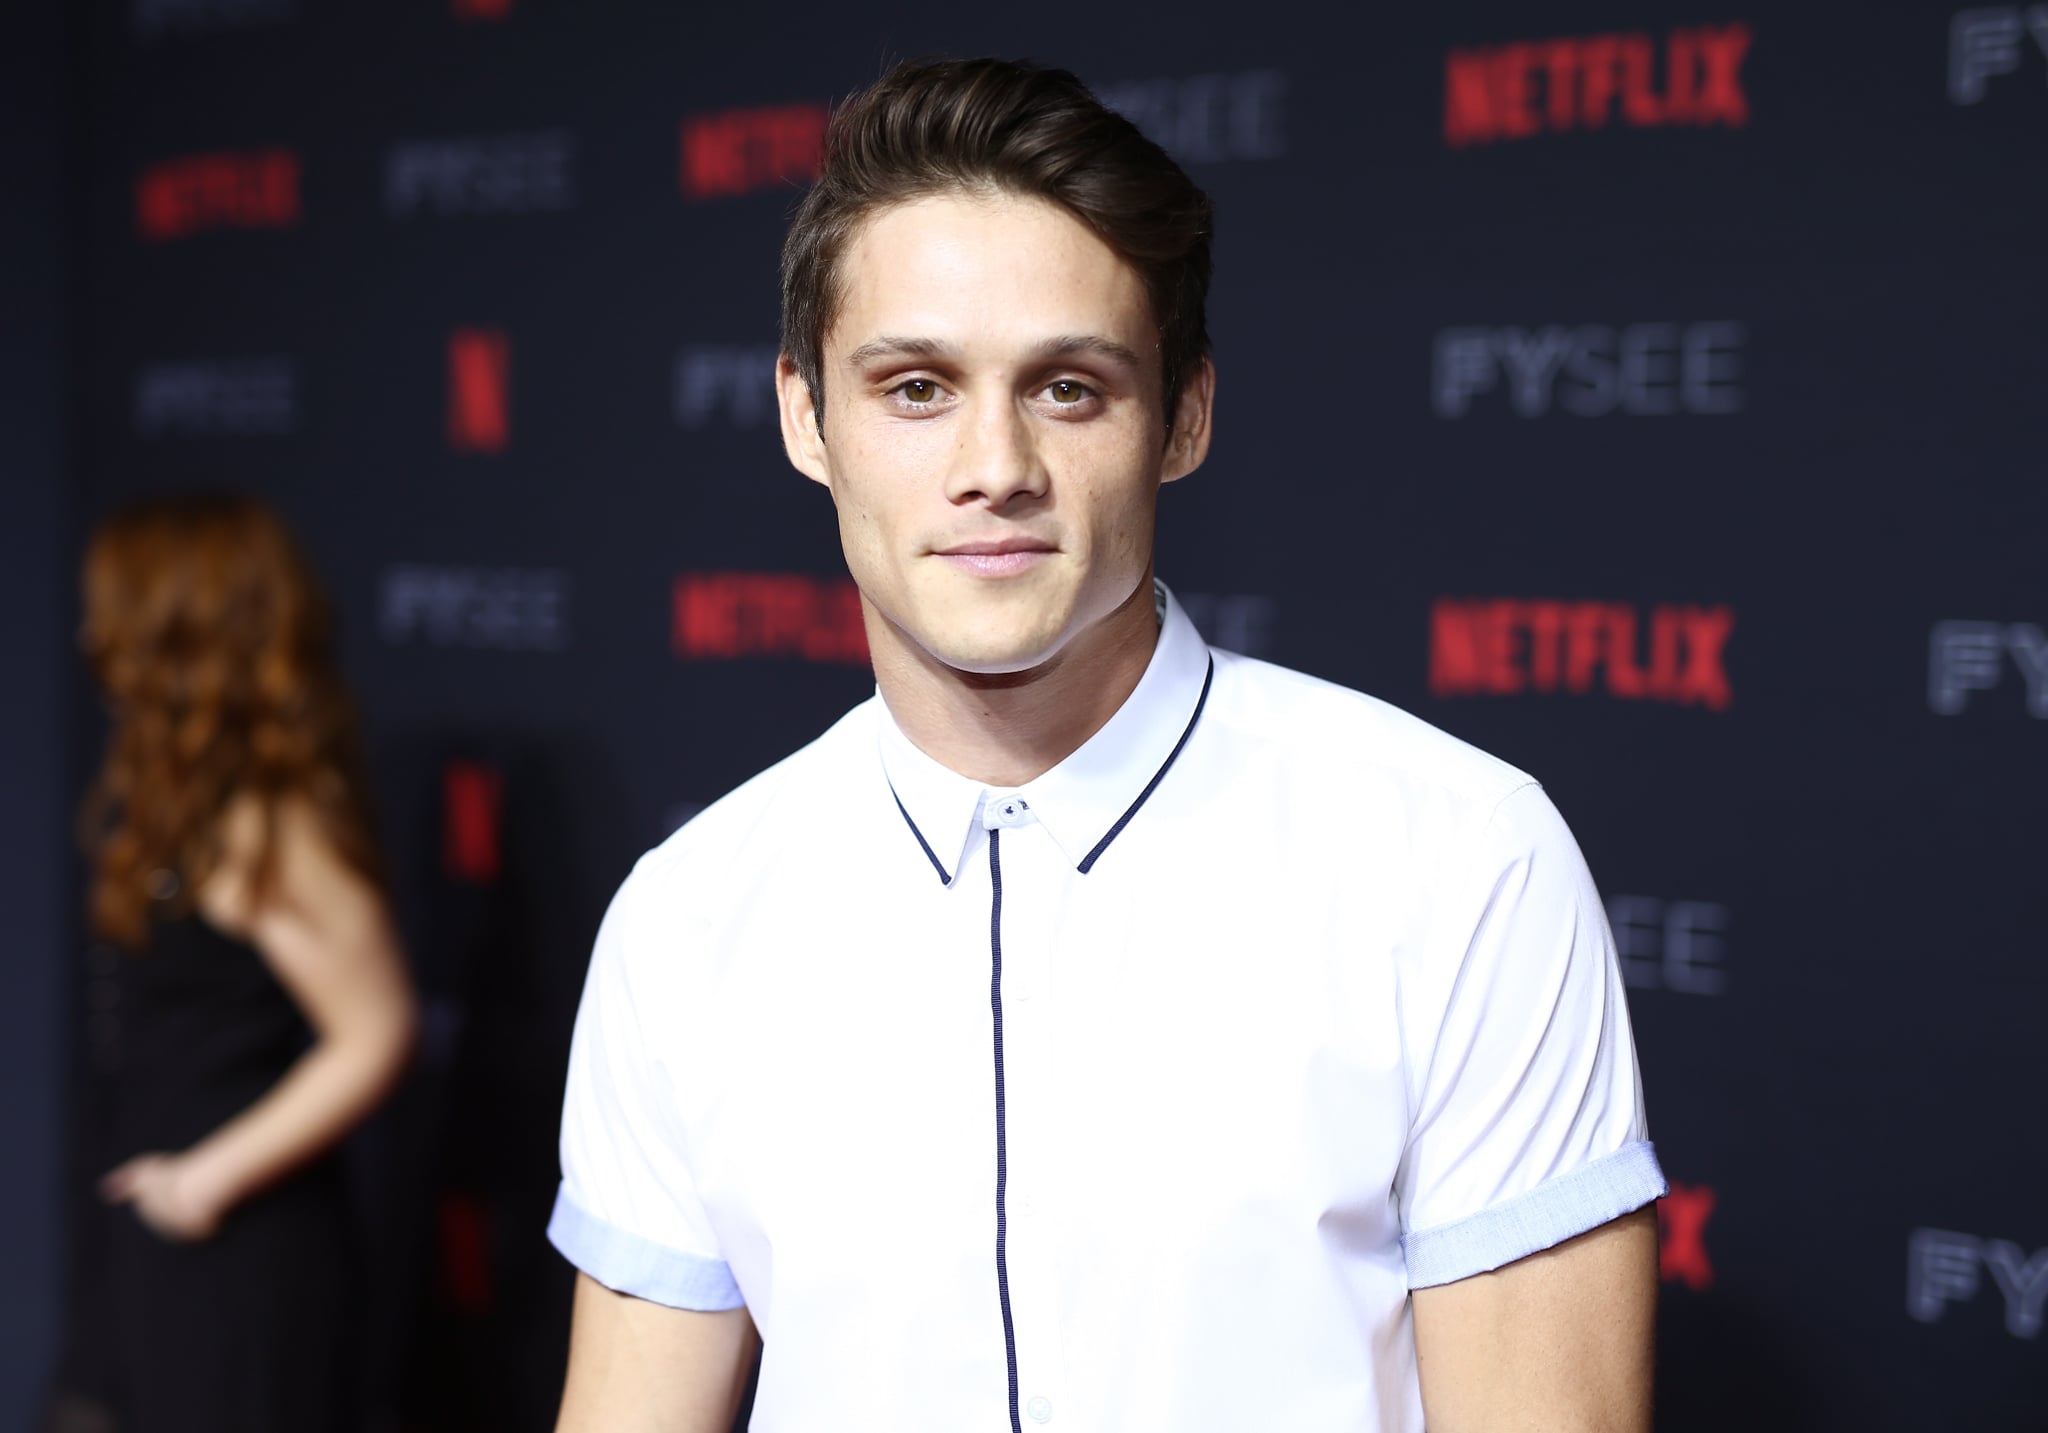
[1401,1140,1668,1290]
[547,1185,746,1311]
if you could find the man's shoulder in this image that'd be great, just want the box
[626,695,881,897]
[1206,648,1536,815]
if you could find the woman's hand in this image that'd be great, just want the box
[101,1151,228,1242]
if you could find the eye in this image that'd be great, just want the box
[1048,380,1093,405]
[895,378,941,405]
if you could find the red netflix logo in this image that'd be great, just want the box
[1429,599,1733,710]
[673,573,869,665]
[680,103,828,200]
[135,149,300,241]
[1659,1182,1716,1290]
[442,760,503,883]
[447,328,510,453]
[1445,24,1752,147]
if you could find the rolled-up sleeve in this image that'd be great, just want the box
[1395,782,1666,1289]
[550,862,743,1311]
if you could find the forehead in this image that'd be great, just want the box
[828,192,1157,359]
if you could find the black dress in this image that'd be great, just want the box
[64,914,359,1433]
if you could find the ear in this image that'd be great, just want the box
[1160,354,1215,485]
[776,353,831,488]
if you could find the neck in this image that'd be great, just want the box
[870,577,1160,789]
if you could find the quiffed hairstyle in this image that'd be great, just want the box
[79,493,384,949]
[780,56,1214,427]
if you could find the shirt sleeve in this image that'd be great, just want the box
[1394,781,1666,1289]
[548,861,744,1310]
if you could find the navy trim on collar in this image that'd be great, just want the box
[891,786,953,886]
[887,651,1214,882]
[1077,653,1213,873]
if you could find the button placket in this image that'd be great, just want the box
[990,816,1073,1433]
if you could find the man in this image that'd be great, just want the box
[551,57,1664,1433]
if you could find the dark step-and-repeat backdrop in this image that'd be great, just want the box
[61,2,2045,1429]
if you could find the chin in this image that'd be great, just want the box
[930,639,1061,678]
[919,619,1071,677]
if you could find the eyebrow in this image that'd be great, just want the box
[841,334,1147,371]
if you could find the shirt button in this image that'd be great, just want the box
[1026,1395,1053,1423]
[987,793,1032,828]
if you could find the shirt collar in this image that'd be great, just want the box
[876,580,1215,884]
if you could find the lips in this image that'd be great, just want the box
[934,538,1057,556]
[932,536,1057,577]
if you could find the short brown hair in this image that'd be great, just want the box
[781,57,1213,428]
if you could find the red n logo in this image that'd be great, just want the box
[1659,1182,1716,1290]
[447,328,510,453]
[435,1191,495,1313]
[443,760,503,883]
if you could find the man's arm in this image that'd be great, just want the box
[556,1273,759,1433]
[1410,1205,1658,1433]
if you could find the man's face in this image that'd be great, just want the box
[778,192,1212,680]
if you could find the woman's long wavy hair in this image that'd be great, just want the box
[79,493,384,950]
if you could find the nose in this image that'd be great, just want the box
[943,397,1047,510]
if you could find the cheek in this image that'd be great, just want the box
[834,495,886,567]
[839,420,945,509]
[829,439,918,569]
[1078,456,1163,553]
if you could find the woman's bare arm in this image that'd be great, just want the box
[103,795,418,1239]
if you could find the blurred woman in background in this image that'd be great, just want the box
[57,493,417,1433]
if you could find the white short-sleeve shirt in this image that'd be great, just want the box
[552,583,1665,1433]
